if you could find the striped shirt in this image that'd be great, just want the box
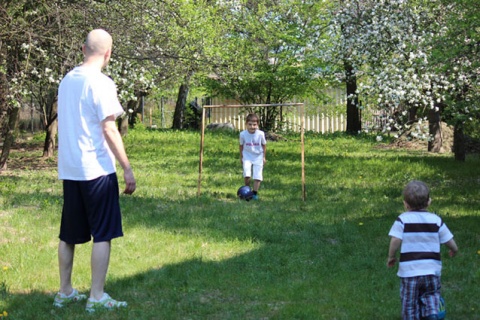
[388,210,454,278]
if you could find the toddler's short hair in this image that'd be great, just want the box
[246,113,259,123]
[403,180,430,210]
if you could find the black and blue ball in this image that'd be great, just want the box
[237,186,253,201]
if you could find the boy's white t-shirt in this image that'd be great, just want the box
[57,66,124,181]
[388,211,454,278]
[239,129,266,165]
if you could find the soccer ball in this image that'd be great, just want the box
[237,186,253,201]
[438,296,446,319]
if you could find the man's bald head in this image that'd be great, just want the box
[82,29,113,68]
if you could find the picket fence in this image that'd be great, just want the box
[18,88,354,133]
[206,105,346,133]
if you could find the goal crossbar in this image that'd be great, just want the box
[202,103,304,108]
[197,103,306,201]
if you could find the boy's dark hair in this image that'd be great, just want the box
[403,180,430,210]
[245,113,259,123]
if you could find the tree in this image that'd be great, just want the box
[167,1,230,129]
[0,0,93,166]
[430,0,480,161]
[201,0,330,131]
[22,7,85,157]
[82,0,168,133]
[87,0,213,131]
[325,0,458,150]
[0,0,45,168]
[323,0,370,134]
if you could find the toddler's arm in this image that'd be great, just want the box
[445,238,458,257]
[387,237,402,267]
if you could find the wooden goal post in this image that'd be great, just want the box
[197,103,306,201]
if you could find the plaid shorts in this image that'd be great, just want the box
[400,275,441,320]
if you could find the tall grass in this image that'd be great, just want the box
[0,127,479,319]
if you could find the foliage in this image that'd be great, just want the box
[0,1,89,164]
[201,0,331,130]
[1,129,479,319]
[0,1,86,109]
[324,1,441,135]
[430,0,480,126]
[83,0,174,105]
[1,2,56,112]
[324,0,480,147]
[1,0,479,161]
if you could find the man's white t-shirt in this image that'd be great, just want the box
[239,129,266,165]
[57,66,124,181]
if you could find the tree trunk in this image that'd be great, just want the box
[42,117,57,158]
[428,107,442,153]
[263,86,276,131]
[408,107,417,122]
[127,99,138,128]
[172,83,189,129]
[0,52,9,169]
[118,116,129,137]
[43,100,58,158]
[0,106,20,170]
[453,123,466,162]
[344,61,361,134]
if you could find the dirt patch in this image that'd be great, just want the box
[378,122,480,154]
[266,132,287,142]
[0,138,57,172]
[389,122,453,152]
[5,153,57,171]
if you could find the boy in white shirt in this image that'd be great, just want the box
[239,113,266,200]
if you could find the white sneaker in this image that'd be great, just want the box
[85,293,127,312]
[53,289,87,308]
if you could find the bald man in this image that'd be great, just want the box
[54,29,136,312]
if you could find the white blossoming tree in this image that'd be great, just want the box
[324,0,479,160]
[0,0,162,164]
[430,0,480,160]
[87,0,225,130]
[0,1,86,165]
[1,0,477,167]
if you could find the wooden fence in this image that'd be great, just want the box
[18,87,357,133]
[205,98,346,133]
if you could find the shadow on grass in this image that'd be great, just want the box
[2,131,480,319]
[3,187,480,319]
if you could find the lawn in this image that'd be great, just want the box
[0,127,479,319]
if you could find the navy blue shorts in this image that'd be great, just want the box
[59,173,123,244]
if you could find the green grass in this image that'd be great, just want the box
[0,128,479,319]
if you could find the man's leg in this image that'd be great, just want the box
[90,241,111,300]
[58,240,75,295]
[54,240,87,307]
[244,176,251,187]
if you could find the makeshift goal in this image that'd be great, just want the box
[197,103,306,201]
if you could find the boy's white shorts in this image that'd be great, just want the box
[243,160,263,181]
